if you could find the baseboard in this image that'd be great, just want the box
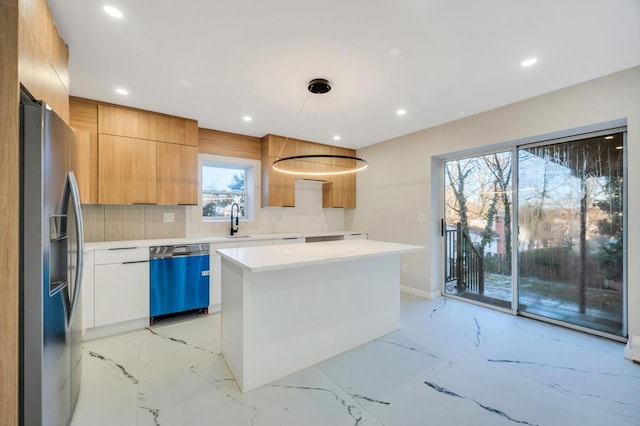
[400,285,441,300]
[624,335,640,363]
[83,318,149,341]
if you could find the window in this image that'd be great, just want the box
[202,162,249,220]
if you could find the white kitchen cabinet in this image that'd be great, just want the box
[81,250,95,332]
[343,233,368,240]
[209,239,274,308]
[93,247,150,327]
[273,237,306,245]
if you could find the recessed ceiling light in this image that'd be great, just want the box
[115,88,129,95]
[333,135,341,141]
[242,115,252,122]
[396,109,407,116]
[604,135,614,140]
[103,5,123,18]
[521,57,538,67]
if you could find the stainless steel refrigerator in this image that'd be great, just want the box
[20,92,84,426]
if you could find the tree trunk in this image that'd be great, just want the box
[579,179,587,314]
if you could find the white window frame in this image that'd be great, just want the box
[199,154,257,223]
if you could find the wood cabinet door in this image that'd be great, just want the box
[157,143,198,205]
[98,104,157,140]
[262,156,296,207]
[321,146,356,208]
[156,115,185,144]
[181,145,199,204]
[156,142,182,205]
[98,134,156,204]
[322,174,356,208]
[184,119,199,147]
[71,128,98,204]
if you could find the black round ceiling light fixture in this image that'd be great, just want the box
[271,78,368,176]
[307,78,332,94]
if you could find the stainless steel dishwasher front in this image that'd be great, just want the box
[149,243,210,324]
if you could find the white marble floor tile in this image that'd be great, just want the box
[138,355,372,425]
[71,294,638,426]
[401,295,520,352]
[318,335,452,406]
[369,352,635,426]
[475,317,640,423]
[149,313,221,354]
[71,332,142,426]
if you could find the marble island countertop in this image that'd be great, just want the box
[216,239,424,273]
[84,230,367,251]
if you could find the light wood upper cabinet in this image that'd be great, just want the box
[71,129,98,204]
[184,119,199,146]
[156,143,198,205]
[262,135,317,207]
[70,98,200,205]
[320,146,357,208]
[156,115,185,144]
[70,97,99,204]
[98,104,157,140]
[261,134,356,208]
[262,156,296,207]
[70,97,98,132]
[156,115,199,146]
[98,134,157,204]
[181,145,199,203]
[322,174,356,208]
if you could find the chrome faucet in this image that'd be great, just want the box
[230,203,240,235]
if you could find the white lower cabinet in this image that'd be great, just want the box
[81,250,95,331]
[343,232,368,240]
[93,248,150,327]
[273,237,306,245]
[85,233,366,332]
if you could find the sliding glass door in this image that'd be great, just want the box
[443,151,514,310]
[443,129,626,338]
[517,132,625,336]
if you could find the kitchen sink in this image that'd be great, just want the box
[225,235,251,239]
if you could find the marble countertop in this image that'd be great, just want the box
[216,239,424,273]
[84,230,367,251]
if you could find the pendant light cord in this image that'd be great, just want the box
[276,92,311,160]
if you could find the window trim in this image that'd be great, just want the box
[199,154,258,223]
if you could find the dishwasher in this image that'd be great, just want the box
[149,243,210,324]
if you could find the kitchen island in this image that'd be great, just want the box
[217,239,423,392]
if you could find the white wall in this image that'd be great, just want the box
[352,66,640,337]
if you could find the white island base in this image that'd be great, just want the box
[218,239,423,392]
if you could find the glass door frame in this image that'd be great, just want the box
[440,146,519,316]
[514,127,628,342]
[440,124,628,342]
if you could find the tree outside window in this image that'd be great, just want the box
[202,165,247,219]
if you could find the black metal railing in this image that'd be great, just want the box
[445,222,484,293]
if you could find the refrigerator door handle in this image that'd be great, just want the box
[66,171,84,325]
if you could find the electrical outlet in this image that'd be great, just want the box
[163,212,175,223]
[417,213,427,224]
[401,264,408,273]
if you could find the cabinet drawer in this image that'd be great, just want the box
[273,237,306,245]
[343,233,367,240]
[95,247,149,264]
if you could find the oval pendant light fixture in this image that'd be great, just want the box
[272,79,368,176]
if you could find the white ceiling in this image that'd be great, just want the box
[48,0,640,149]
